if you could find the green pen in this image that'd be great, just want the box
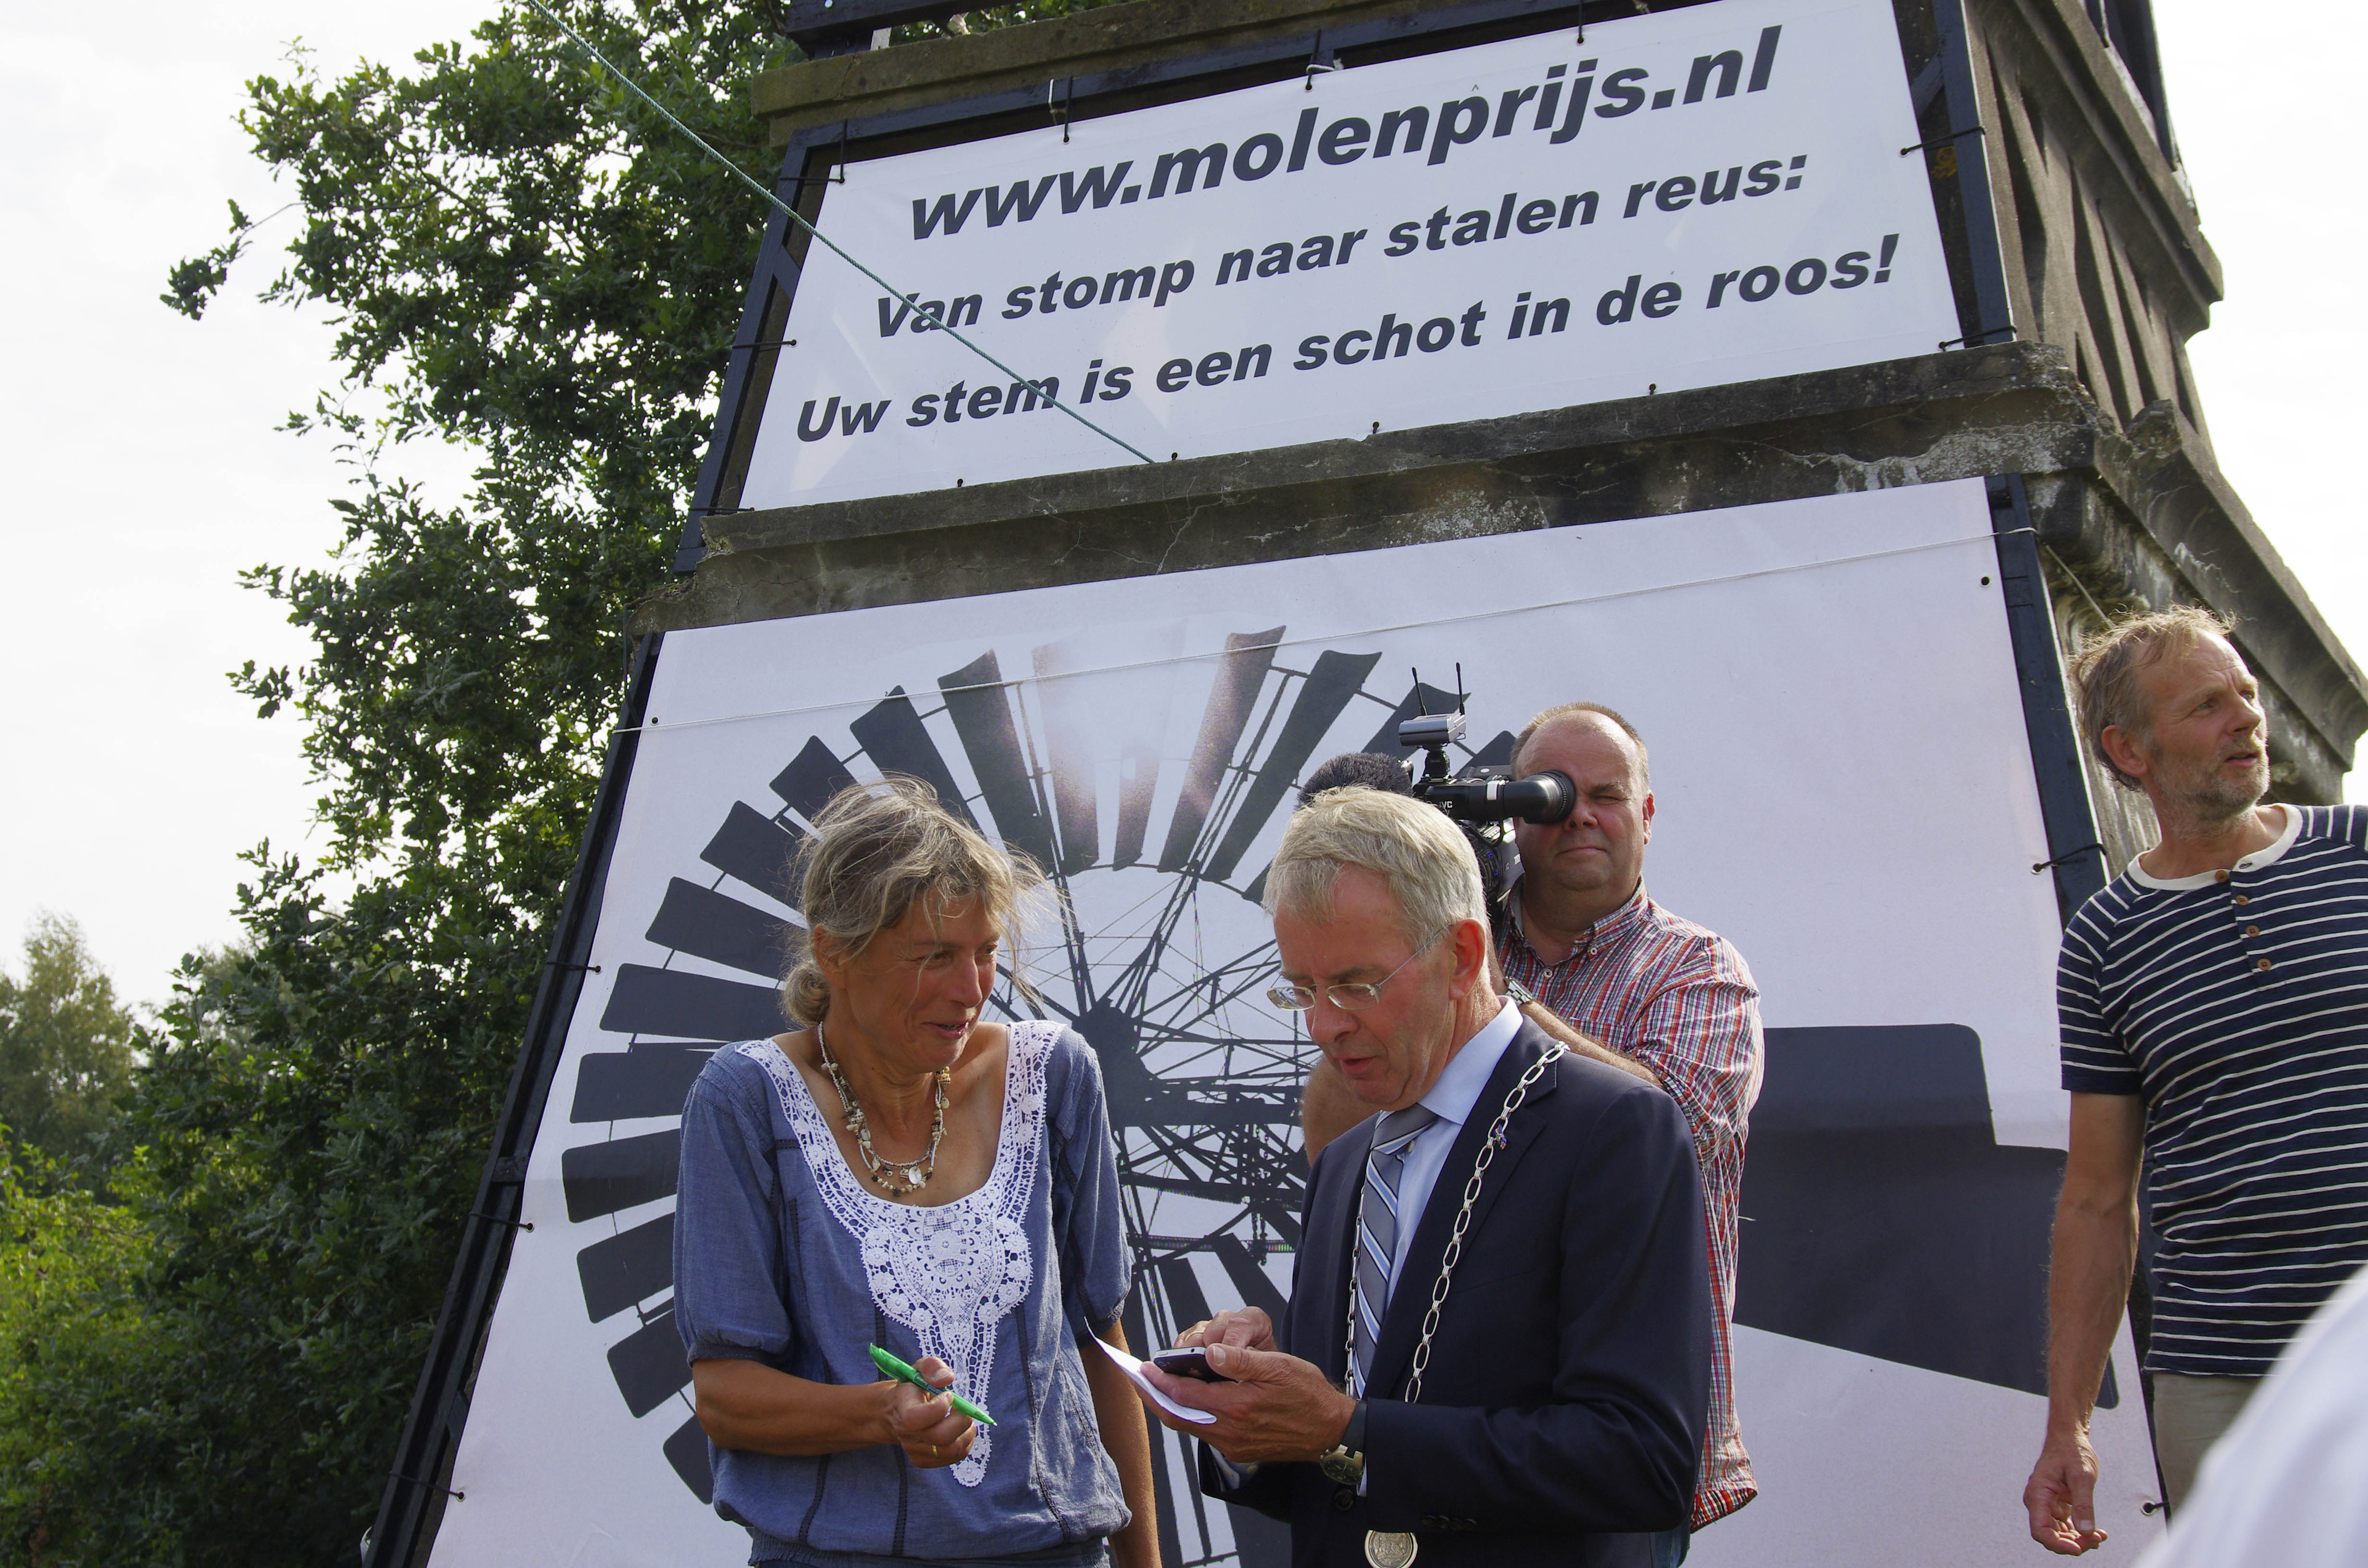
[868,1343,996,1427]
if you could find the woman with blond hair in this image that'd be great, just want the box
[673,777,1158,1568]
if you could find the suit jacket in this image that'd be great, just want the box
[1202,1020,1711,1568]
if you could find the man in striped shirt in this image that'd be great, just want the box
[1302,703,1763,1564]
[2023,607,2368,1555]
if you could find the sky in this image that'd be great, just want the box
[0,0,2360,1008]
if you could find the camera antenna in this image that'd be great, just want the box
[1398,666,1465,784]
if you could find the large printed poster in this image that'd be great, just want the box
[426,480,2161,1566]
[740,0,1962,507]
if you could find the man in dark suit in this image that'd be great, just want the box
[1138,785,1710,1568]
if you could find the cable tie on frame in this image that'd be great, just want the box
[1939,325,2019,350]
[1900,124,1986,157]
[390,1469,464,1501]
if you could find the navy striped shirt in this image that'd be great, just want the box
[2060,804,2368,1377]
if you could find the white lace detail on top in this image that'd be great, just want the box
[738,1022,1058,1488]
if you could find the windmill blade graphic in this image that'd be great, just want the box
[559,625,1420,1545]
[557,631,2039,1568]
[940,650,1061,873]
[545,629,2085,1563]
[1158,628,1284,874]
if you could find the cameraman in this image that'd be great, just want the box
[1299,703,1764,1557]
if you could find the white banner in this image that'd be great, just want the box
[740,0,1959,508]
[427,480,2159,1567]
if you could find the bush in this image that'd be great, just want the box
[0,1142,172,1565]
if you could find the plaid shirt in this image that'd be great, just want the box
[1503,882,1764,1530]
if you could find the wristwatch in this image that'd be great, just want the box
[1505,975,1539,1007]
[1317,1399,1368,1485]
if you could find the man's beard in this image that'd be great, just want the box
[2159,745,2269,828]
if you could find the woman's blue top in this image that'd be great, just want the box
[673,1021,1134,1564]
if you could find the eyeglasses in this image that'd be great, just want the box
[1265,930,1446,1013]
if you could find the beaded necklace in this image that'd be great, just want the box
[813,1019,950,1198]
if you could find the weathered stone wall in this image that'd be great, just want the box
[644,343,2087,631]
[754,0,1445,141]
[1970,0,2214,434]
[1956,0,2365,824]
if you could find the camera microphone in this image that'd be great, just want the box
[1299,751,1418,806]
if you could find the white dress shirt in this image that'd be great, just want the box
[1380,999,1524,1295]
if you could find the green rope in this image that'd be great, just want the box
[520,0,1157,468]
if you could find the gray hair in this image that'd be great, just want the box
[1263,786,1488,950]
[1512,702,1650,786]
[782,777,1043,1026]
[2070,605,2239,790]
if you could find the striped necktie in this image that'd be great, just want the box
[1352,1103,1441,1396]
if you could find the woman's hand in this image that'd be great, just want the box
[1173,1307,1276,1355]
[880,1355,977,1469]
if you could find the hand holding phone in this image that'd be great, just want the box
[1151,1347,1234,1383]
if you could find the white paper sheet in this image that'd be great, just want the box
[1096,1336,1218,1426]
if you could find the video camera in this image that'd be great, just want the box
[1399,708,1574,943]
[1396,710,1575,829]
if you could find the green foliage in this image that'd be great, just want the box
[159,199,264,322]
[0,1143,170,1565]
[0,914,140,1182]
[126,2,798,1558]
[112,856,547,1557]
[210,0,796,874]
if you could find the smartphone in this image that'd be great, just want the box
[1150,1347,1233,1383]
